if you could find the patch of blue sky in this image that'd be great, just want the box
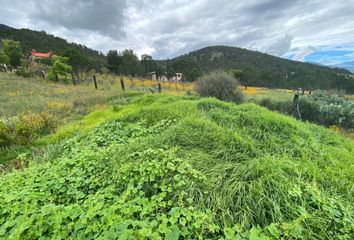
[304,50,354,65]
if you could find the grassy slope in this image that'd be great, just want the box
[0,72,193,166]
[0,73,121,118]
[0,94,353,239]
[0,73,127,165]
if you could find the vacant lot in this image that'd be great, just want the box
[0,94,353,239]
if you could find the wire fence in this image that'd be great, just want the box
[78,73,195,94]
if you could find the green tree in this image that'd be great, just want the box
[230,69,243,80]
[48,56,72,81]
[187,67,201,82]
[63,48,88,74]
[118,49,143,76]
[106,50,121,74]
[2,39,23,67]
[169,59,200,79]
[0,50,9,64]
[166,66,176,79]
[141,54,153,75]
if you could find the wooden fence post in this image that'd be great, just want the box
[40,70,46,79]
[157,83,162,93]
[93,75,98,89]
[71,73,76,85]
[120,78,125,91]
[293,93,302,120]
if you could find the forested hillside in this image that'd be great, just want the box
[163,46,354,92]
[1,25,353,92]
[0,24,106,70]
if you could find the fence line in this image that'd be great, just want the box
[79,74,195,93]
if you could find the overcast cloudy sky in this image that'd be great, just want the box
[1,0,354,64]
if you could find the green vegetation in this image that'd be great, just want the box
[195,71,244,103]
[63,48,90,76]
[47,56,72,81]
[0,25,106,70]
[244,87,294,102]
[257,90,354,130]
[106,49,144,76]
[3,25,353,93]
[163,46,354,93]
[0,72,123,164]
[1,39,23,67]
[0,94,353,239]
[164,59,202,82]
[1,26,354,238]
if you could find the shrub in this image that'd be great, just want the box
[47,56,72,82]
[257,90,354,130]
[305,90,354,129]
[15,68,31,78]
[195,71,244,103]
[258,98,293,114]
[0,112,56,147]
[0,121,12,147]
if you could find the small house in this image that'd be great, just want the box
[28,50,55,70]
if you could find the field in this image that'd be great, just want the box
[0,72,123,119]
[243,87,294,102]
[0,74,354,239]
[0,92,353,239]
[0,73,192,162]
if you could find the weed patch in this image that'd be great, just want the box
[0,94,353,239]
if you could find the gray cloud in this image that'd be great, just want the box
[29,0,127,38]
[1,0,354,60]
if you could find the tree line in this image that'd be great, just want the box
[0,37,201,81]
[1,26,354,92]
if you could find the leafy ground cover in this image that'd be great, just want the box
[0,94,353,239]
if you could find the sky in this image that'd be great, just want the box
[1,0,354,64]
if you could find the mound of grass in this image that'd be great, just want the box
[0,94,353,239]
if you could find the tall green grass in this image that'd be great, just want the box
[0,94,353,239]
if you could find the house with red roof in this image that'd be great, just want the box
[28,50,55,70]
[29,50,55,61]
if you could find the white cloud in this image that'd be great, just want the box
[345,52,354,59]
[291,46,317,61]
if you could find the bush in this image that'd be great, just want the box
[47,56,72,82]
[15,68,31,78]
[257,90,354,130]
[0,121,12,147]
[195,71,244,103]
[0,112,56,147]
[258,98,293,114]
[305,90,354,129]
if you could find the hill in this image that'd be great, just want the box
[163,46,354,93]
[0,94,353,239]
[335,61,354,73]
[1,25,353,92]
[0,24,106,69]
[0,24,12,30]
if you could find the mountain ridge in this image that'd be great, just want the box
[334,61,354,73]
[1,25,353,92]
[0,24,106,69]
[163,45,354,92]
